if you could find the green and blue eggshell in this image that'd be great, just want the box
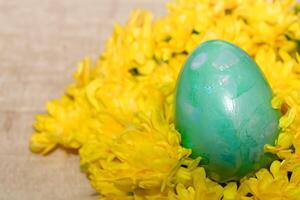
[175,40,281,182]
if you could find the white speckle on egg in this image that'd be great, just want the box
[191,53,207,70]
[223,95,235,112]
[218,75,230,86]
[212,50,239,71]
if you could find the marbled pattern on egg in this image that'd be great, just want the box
[175,40,281,182]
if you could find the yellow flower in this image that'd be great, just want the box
[168,159,224,200]
[30,0,300,199]
[247,161,300,200]
[79,111,190,198]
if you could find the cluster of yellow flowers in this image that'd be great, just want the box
[30,0,300,199]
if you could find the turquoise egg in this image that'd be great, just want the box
[174,40,281,182]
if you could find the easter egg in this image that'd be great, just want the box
[174,40,281,182]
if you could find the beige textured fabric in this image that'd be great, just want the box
[0,0,166,199]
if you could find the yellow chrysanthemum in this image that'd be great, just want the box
[30,0,300,199]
